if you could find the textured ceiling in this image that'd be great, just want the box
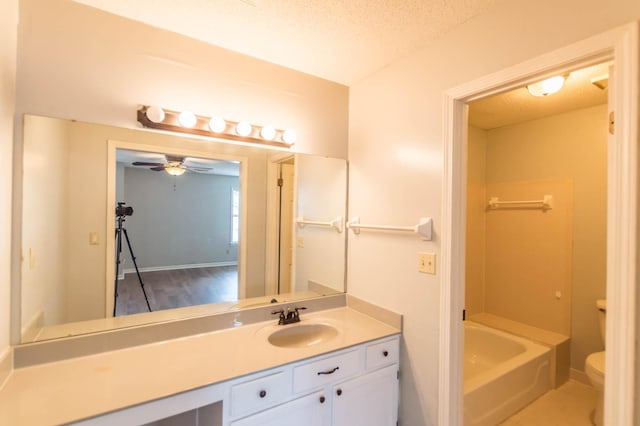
[72,0,496,85]
[469,62,611,130]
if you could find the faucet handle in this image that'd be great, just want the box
[272,309,286,325]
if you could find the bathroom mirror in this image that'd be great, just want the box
[19,115,347,343]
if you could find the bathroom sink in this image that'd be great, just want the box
[268,323,338,348]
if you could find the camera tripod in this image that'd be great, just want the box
[114,215,152,316]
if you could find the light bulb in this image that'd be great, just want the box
[165,166,186,176]
[209,116,226,133]
[236,121,252,137]
[527,76,566,97]
[282,129,297,145]
[260,125,276,140]
[145,106,165,123]
[178,111,197,128]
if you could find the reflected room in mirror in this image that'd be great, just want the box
[20,115,347,343]
[112,149,242,317]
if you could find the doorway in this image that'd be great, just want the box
[464,61,609,424]
[440,23,638,426]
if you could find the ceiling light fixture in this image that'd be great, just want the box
[526,75,566,97]
[137,106,296,148]
[165,165,186,176]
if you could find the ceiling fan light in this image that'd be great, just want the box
[178,111,197,128]
[236,121,252,137]
[527,76,566,97]
[145,106,165,123]
[165,165,186,176]
[209,116,226,133]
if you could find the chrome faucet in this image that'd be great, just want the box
[271,306,306,325]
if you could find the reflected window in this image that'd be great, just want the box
[231,187,240,244]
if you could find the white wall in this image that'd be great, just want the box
[485,105,608,374]
[21,116,70,330]
[15,0,349,159]
[1,0,18,355]
[348,1,640,424]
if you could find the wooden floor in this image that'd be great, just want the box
[115,266,238,316]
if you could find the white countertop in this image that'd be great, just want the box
[0,307,400,425]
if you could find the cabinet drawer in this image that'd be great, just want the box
[230,371,291,418]
[293,349,361,393]
[366,337,399,370]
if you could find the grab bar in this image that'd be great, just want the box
[347,216,432,240]
[488,195,553,211]
[295,216,343,233]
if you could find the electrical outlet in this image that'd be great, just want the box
[297,236,305,248]
[418,252,435,274]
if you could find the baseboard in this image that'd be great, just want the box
[0,347,12,390]
[570,367,591,386]
[123,261,238,275]
[20,310,44,343]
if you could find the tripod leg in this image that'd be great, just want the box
[122,228,152,312]
[114,228,123,317]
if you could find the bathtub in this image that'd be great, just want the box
[464,321,552,426]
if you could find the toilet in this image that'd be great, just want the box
[585,299,606,426]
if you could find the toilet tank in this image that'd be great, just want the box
[596,299,606,346]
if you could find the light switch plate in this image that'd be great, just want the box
[418,252,435,274]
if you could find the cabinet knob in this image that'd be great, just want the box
[336,388,343,396]
[259,390,267,398]
[383,350,389,357]
[319,395,326,403]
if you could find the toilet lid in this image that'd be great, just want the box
[586,351,605,381]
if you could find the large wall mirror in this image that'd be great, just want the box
[19,114,347,343]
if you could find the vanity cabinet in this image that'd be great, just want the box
[229,336,399,426]
[72,335,400,426]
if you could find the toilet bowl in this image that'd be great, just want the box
[585,351,605,426]
[585,299,606,426]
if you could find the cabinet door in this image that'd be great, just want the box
[332,364,398,426]
[230,391,328,426]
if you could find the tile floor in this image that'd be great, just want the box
[500,380,597,426]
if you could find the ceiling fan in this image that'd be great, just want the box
[131,155,211,176]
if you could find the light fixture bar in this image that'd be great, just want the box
[137,106,296,148]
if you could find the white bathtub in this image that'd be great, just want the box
[464,321,552,426]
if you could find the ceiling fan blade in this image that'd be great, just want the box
[150,166,166,171]
[132,161,165,167]
[187,167,213,171]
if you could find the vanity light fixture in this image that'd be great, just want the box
[235,121,252,137]
[526,75,566,97]
[260,125,276,141]
[209,116,226,133]
[178,111,197,128]
[137,106,296,148]
[145,105,166,123]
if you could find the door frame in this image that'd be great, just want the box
[440,22,638,425]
